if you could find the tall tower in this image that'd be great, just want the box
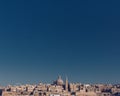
[65,76,68,91]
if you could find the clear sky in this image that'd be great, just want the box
[0,0,120,85]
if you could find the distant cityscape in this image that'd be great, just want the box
[1,76,120,96]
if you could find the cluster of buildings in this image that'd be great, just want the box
[1,76,120,96]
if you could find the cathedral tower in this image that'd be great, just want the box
[65,76,68,91]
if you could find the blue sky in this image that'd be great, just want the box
[0,0,120,85]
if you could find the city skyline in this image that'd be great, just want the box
[0,0,120,86]
[2,75,120,96]
[1,75,119,86]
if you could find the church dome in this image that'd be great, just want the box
[56,76,64,86]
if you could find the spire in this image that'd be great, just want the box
[65,76,68,91]
[66,76,68,81]
[58,75,61,79]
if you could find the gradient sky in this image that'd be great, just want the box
[0,0,120,85]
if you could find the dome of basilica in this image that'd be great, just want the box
[56,76,64,86]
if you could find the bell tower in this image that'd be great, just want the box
[65,76,68,91]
